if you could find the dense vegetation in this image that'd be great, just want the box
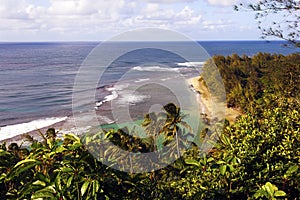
[0,53,299,199]
[211,53,300,112]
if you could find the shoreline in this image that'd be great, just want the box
[187,76,242,124]
[1,75,242,145]
[187,76,212,119]
[0,117,77,145]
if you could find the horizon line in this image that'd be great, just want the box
[0,39,290,43]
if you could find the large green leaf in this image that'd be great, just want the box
[92,180,100,196]
[55,172,62,191]
[219,165,227,175]
[66,176,73,188]
[274,190,286,197]
[13,158,40,168]
[32,180,46,187]
[31,191,56,199]
[185,159,200,167]
[59,167,74,173]
[286,165,298,175]
[64,133,81,143]
[7,159,41,180]
[81,181,90,196]
[31,186,56,199]
[0,149,11,157]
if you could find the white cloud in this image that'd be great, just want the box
[142,3,159,13]
[143,0,197,3]
[0,0,261,41]
[0,0,30,19]
[205,0,257,7]
[205,0,238,6]
[126,5,202,29]
[47,0,124,19]
[202,19,233,30]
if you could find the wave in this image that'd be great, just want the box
[135,78,150,83]
[161,77,172,81]
[95,91,118,108]
[176,62,205,67]
[106,83,129,92]
[132,66,180,72]
[118,93,151,106]
[96,83,133,109]
[0,116,68,141]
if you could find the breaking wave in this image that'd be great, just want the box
[0,117,68,141]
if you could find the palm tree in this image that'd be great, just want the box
[142,111,167,151]
[161,103,192,158]
[142,103,192,158]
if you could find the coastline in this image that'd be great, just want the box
[0,117,77,145]
[187,76,242,124]
[1,75,242,145]
[187,76,212,119]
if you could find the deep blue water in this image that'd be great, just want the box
[0,42,94,126]
[0,41,298,140]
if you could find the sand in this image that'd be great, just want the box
[1,76,242,145]
[187,76,212,118]
[187,76,242,124]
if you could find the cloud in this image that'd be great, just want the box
[205,0,238,6]
[142,3,160,13]
[47,0,125,16]
[0,0,260,41]
[143,0,197,3]
[124,5,202,29]
[202,19,233,30]
[0,0,30,19]
[205,0,256,7]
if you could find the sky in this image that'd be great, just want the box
[0,0,262,42]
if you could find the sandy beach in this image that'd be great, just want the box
[1,75,242,145]
[187,76,213,118]
[187,76,242,124]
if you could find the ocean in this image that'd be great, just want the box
[0,41,298,141]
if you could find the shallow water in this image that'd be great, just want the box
[0,41,298,140]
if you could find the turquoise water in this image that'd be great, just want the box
[0,41,298,140]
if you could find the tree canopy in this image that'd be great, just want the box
[0,53,299,199]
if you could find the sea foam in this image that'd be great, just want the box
[0,116,68,141]
[95,91,118,107]
[132,66,180,72]
[134,78,150,83]
[176,62,204,67]
[118,93,151,105]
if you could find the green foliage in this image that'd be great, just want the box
[0,131,109,199]
[254,182,286,199]
[0,53,299,199]
[209,53,300,113]
[1,95,298,199]
[167,95,299,199]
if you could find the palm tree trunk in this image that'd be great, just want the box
[175,127,180,158]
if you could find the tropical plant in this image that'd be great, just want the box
[0,54,299,199]
[167,95,300,199]
[1,130,109,199]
